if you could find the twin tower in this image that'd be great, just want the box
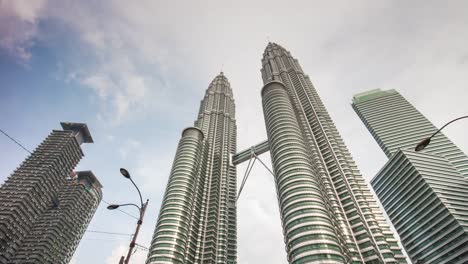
[145,43,407,264]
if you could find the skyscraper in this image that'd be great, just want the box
[352,89,468,263]
[11,171,103,264]
[0,122,101,263]
[352,89,468,176]
[146,73,237,264]
[260,43,406,263]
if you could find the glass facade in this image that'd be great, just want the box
[146,73,237,264]
[352,89,468,263]
[352,89,468,176]
[261,43,406,263]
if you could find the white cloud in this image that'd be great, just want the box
[0,0,46,62]
[78,61,152,123]
[82,74,114,99]
[119,139,142,160]
[3,0,468,263]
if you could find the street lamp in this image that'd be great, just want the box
[107,168,149,264]
[415,115,468,151]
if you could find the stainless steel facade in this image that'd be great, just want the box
[261,43,406,263]
[0,122,102,264]
[146,73,237,264]
[352,89,468,263]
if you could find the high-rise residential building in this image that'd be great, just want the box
[10,171,102,264]
[352,89,468,264]
[146,73,237,264]
[0,122,101,263]
[260,43,406,263]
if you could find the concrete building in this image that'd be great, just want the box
[259,42,406,263]
[0,122,102,263]
[146,73,237,264]
[11,171,102,264]
[352,89,468,263]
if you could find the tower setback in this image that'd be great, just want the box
[146,73,237,264]
[352,89,468,264]
[261,43,406,263]
[0,122,102,264]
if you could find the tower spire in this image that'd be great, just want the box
[260,43,407,263]
[146,73,237,264]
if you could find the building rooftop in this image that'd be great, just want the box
[76,170,103,189]
[60,122,94,143]
[352,89,397,104]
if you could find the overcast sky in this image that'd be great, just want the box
[1,0,468,263]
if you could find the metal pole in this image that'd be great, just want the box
[124,199,149,264]
[429,115,468,139]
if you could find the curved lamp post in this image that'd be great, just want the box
[415,115,468,151]
[107,168,149,264]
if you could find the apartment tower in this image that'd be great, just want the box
[146,73,237,264]
[352,89,468,263]
[11,171,102,263]
[260,43,406,263]
[0,122,102,263]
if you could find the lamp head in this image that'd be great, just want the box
[120,168,131,179]
[107,204,120,210]
[415,138,431,152]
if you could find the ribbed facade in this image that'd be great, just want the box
[11,171,102,264]
[352,89,468,177]
[0,122,101,263]
[372,150,468,263]
[352,89,468,263]
[261,43,406,263]
[147,73,237,264]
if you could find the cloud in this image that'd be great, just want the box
[82,74,115,99]
[0,0,171,124]
[4,1,468,263]
[0,0,47,62]
[81,69,150,123]
[119,138,142,159]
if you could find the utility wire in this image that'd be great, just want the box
[135,244,149,251]
[1,128,139,224]
[85,230,133,236]
[0,128,32,154]
[82,238,130,242]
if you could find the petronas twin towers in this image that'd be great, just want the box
[146,43,407,263]
[146,74,237,263]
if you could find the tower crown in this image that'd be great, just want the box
[264,42,287,54]
[207,72,232,95]
[61,122,94,144]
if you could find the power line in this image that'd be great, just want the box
[0,128,139,221]
[85,230,133,236]
[0,128,32,154]
[82,238,130,242]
